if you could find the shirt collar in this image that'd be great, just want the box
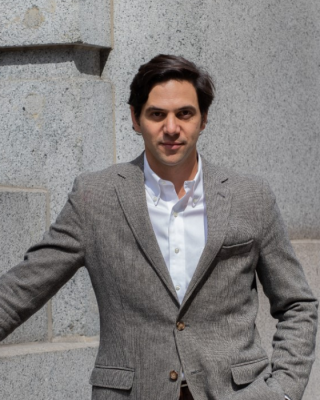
[144,153,203,207]
[144,154,161,205]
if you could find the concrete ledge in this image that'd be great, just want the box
[0,339,98,400]
[0,337,99,358]
[0,0,112,48]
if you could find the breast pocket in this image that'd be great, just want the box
[217,239,254,260]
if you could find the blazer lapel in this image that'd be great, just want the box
[180,159,232,310]
[114,154,179,304]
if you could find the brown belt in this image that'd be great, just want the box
[179,381,194,400]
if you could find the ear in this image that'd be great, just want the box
[200,112,208,131]
[130,106,142,133]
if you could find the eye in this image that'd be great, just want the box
[149,111,165,120]
[177,109,193,119]
[152,111,163,117]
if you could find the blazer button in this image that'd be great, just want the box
[176,321,185,331]
[170,370,178,381]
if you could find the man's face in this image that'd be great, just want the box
[131,79,207,176]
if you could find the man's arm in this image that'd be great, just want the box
[0,177,85,341]
[256,181,318,400]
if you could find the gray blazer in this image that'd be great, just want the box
[0,154,317,400]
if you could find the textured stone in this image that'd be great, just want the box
[256,240,320,400]
[0,189,48,344]
[0,47,101,80]
[0,0,319,397]
[0,60,113,338]
[0,340,98,400]
[52,267,99,338]
[105,0,320,238]
[0,78,113,221]
[0,0,111,48]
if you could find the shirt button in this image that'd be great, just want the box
[173,212,178,217]
[153,196,157,202]
[175,248,180,254]
[176,321,185,331]
[175,285,181,291]
[170,370,178,381]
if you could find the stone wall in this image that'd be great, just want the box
[0,1,319,399]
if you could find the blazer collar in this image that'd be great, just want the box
[179,157,232,312]
[114,153,232,310]
[114,153,180,305]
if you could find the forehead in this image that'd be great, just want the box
[145,79,199,109]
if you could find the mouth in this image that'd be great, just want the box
[160,142,184,150]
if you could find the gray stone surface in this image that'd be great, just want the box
[0,0,111,48]
[52,267,99,338]
[0,340,98,400]
[256,240,320,400]
[0,78,113,221]
[0,1,319,397]
[105,0,320,238]
[0,189,49,344]
[0,47,101,80]
[0,55,113,338]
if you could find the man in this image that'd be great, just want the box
[0,55,317,400]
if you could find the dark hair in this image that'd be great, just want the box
[128,54,215,119]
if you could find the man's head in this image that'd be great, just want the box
[128,54,215,121]
[128,55,215,180]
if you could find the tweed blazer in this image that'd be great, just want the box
[0,153,317,400]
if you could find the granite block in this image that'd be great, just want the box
[0,77,113,337]
[105,0,320,237]
[0,341,98,400]
[0,0,111,48]
[256,240,320,400]
[52,267,99,338]
[0,189,49,344]
[0,78,113,221]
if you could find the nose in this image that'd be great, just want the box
[164,114,180,135]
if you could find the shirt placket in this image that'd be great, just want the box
[169,201,185,303]
[169,184,195,303]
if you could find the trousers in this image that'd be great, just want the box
[179,384,194,400]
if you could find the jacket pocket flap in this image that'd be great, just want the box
[217,239,254,259]
[231,357,269,385]
[89,366,134,390]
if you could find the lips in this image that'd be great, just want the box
[161,142,184,150]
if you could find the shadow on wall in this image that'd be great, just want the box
[0,46,111,76]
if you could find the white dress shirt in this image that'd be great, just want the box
[144,153,207,304]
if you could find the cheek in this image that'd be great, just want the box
[142,124,161,139]
[186,118,202,131]
[141,130,158,146]
[187,124,201,138]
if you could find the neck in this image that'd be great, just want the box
[147,154,199,199]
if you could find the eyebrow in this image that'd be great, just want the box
[145,105,197,113]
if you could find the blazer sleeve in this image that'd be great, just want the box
[256,180,318,400]
[0,176,85,341]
